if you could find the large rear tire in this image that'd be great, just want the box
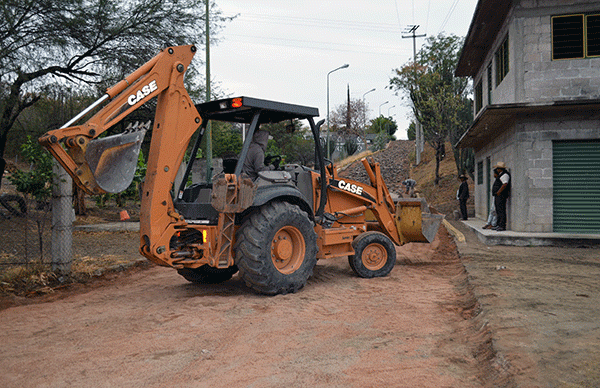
[235,202,317,295]
[177,265,238,284]
[348,231,396,278]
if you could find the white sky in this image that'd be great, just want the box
[209,0,478,139]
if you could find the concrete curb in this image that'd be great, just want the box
[442,219,466,243]
[461,219,600,246]
[74,222,140,232]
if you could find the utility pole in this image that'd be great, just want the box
[402,25,426,165]
[346,84,351,132]
[205,0,212,183]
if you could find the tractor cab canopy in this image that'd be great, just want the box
[176,96,327,223]
[195,96,319,125]
[186,96,325,180]
[178,96,326,202]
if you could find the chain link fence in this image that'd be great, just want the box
[0,194,54,271]
[0,164,73,276]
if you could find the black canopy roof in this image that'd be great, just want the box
[195,96,320,124]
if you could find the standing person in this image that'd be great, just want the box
[492,162,511,231]
[483,169,499,229]
[457,175,469,220]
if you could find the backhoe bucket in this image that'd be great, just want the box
[85,121,149,193]
[395,198,444,244]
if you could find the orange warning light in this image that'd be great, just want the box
[231,98,242,108]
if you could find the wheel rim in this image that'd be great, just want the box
[361,243,387,271]
[271,225,305,274]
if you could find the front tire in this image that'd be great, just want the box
[235,202,317,295]
[348,231,396,278]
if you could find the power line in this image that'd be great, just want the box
[229,12,402,34]
[426,0,432,35]
[224,33,411,57]
[394,0,402,30]
[439,0,461,33]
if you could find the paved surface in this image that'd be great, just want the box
[461,218,600,247]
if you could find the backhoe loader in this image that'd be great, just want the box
[39,45,443,295]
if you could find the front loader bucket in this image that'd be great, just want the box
[395,198,444,244]
[85,121,149,193]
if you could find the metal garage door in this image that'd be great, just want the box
[553,140,600,233]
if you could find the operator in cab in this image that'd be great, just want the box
[242,130,273,180]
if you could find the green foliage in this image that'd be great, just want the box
[211,122,243,157]
[8,136,54,201]
[368,116,397,137]
[0,0,235,159]
[449,98,475,178]
[373,132,392,151]
[262,121,315,165]
[389,33,472,184]
[344,137,359,156]
[407,121,416,141]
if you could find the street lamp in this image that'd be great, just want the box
[386,105,395,138]
[361,88,375,151]
[327,64,349,159]
[362,88,376,128]
[378,101,389,116]
[378,101,389,134]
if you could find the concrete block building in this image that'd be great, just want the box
[456,0,600,233]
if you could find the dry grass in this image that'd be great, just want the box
[411,142,472,214]
[335,150,373,170]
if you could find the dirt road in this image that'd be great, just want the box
[0,229,492,388]
[452,221,600,388]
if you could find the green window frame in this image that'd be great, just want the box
[495,35,509,85]
[487,64,493,104]
[477,161,484,185]
[475,79,483,113]
[552,13,600,60]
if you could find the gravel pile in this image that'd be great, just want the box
[339,140,414,196]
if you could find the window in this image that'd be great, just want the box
[475,79,483,113]
[477,161,484,185]
[552,13,600,60]
[587,14,600,56]
[487,64,493,104]
[495,35,509,85]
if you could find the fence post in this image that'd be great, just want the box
[51,162,73,273]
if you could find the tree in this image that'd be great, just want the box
[262,120,315,165]
[368,115,397,137]
[0,0,234,186]
[329,98,368,136]
[211,122,243,158]
[449,97,475,177]
[389,34,472,185]
[407,121,416,141]
[7,136,54,261]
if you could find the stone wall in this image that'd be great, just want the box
[475,116,600,232]
[472,0,600,118]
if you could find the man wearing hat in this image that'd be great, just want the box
[457,174,469,220]
[492,162,511,231]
